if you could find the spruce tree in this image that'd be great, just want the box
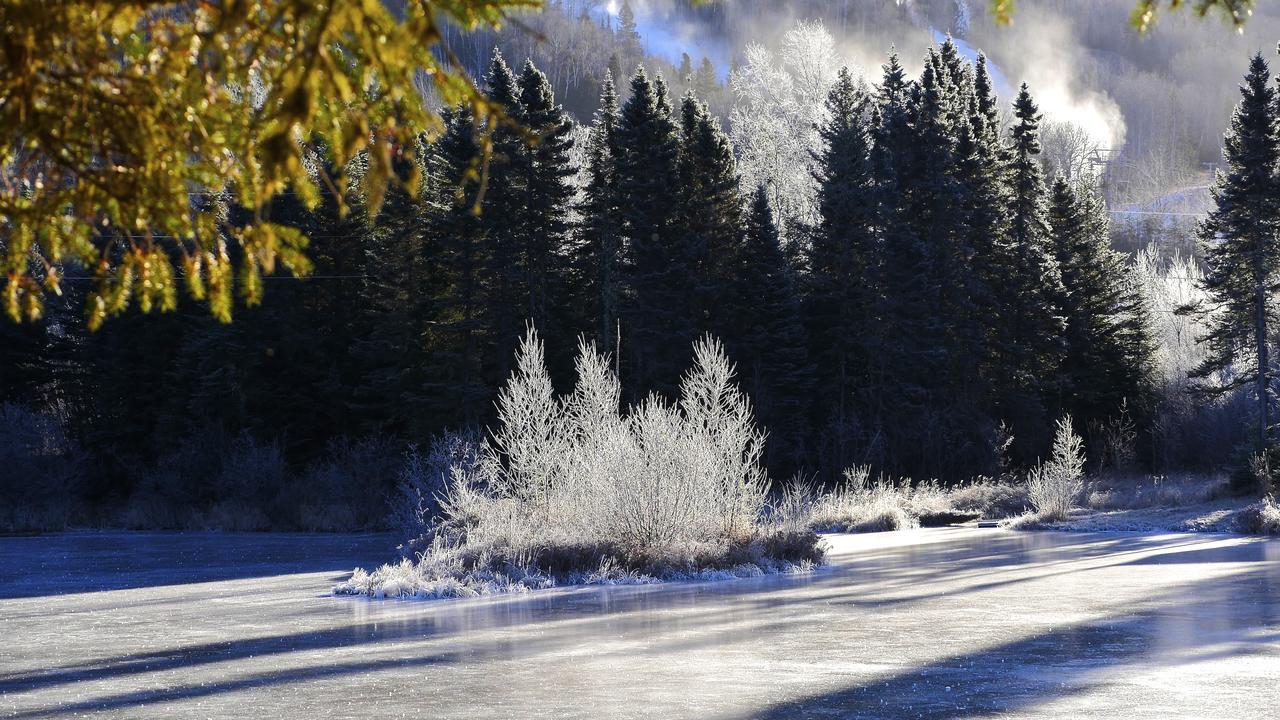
[616,0,643,62]
[739,186,815,472]
[424,106,494,425]
[1001,83,1068,459]
[516,59,577,375]
[576,71,624,352]
[677,91,742,340]
[1048,178,1156,439]
[958,53,1015,382]
[479,50,526,385]
[807,67,878,446]
[892,54,988,476]
[1193,52,1280,451]
[614,67,686,398]
[350,162,437,437]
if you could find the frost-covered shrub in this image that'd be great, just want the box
[1085,472,1227,510]
[354,330,819,599]
[477,330,772,557]
[0,403,84,531]
[803,478,918,533]
[1235,496,1280,535]
[389,431,484,553]
[125,426,228,527]
[775,466,1026,535]
[1134,246,1249,471]
[1026,416,1087,521]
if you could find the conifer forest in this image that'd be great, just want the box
[8,0,1280,533]
[5,3,1280,719]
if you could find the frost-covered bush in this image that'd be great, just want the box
[1026,417,1087,521]
[0,403,84,531]
[347,330,819,599]
[774,466,1026,534]
[213,433,286,507]
[389,431,484,553]
[474,330,772,558]
[1133,246,1249,471]
[1235,496,1280,535]
[126,430,404,531]
[201,433,286,530]
[1085,472,1227,510]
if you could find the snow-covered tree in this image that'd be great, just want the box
[729,20,840,243]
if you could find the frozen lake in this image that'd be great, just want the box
[1,529,1278,719]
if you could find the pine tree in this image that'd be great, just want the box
[740,185,815,472]
[576,71,624,352]
[616,0,643,62]
[677,91,742,340]
[614,67,686,398]
[425,106,494,426]
[807,67,878,443]
[1000,84,1069,459]
[1048,178,1156,438]
[1193,52,1280,451]
[479,50,526,385]
[516,59,577,375]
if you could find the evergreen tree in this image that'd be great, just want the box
[677,91,742,340]
[424,106,494,425]
[1192,52,1280,451]
[958,53,1014,383]
[1001,83,1068,459]
[349,161,437,437]
[516,59,577,374]
[616,0,643,62]
[614,67,686,398]
[576,71,624,352]
[807,67,878,455]
[479,50,527,385]
[740,185,815,472]
[678,52,694,86]
[694,57,719,102]
[1048,178,1156,441]
[890,54,988,476]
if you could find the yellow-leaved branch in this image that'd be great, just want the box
[0,0,536,328]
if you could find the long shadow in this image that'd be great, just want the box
[3,650,461,719]
[6,530,1278,717]
[751,567,1280,720]
[753,611,1151,719]
[14,567,1277,719]
[0,531,397,599]
[0,531,1249,697]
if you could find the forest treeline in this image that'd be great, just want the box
[5,40,1165,499]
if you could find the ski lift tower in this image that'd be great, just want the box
[1088,147,1126,201]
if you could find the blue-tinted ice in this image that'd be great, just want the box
[1,529,1277,718]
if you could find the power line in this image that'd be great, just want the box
[1110,209,1206,217]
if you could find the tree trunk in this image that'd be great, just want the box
[1257,281,1269,450]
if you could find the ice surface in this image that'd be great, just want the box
[2,529,1278,718]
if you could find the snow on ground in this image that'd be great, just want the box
[1004,498,1258,534]
[2,529,1279,718]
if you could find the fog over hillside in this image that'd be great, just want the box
[573,0,1280,206]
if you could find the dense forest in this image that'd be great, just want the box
[0,1,1269,531]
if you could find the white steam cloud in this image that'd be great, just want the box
[987,6,1127,151]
